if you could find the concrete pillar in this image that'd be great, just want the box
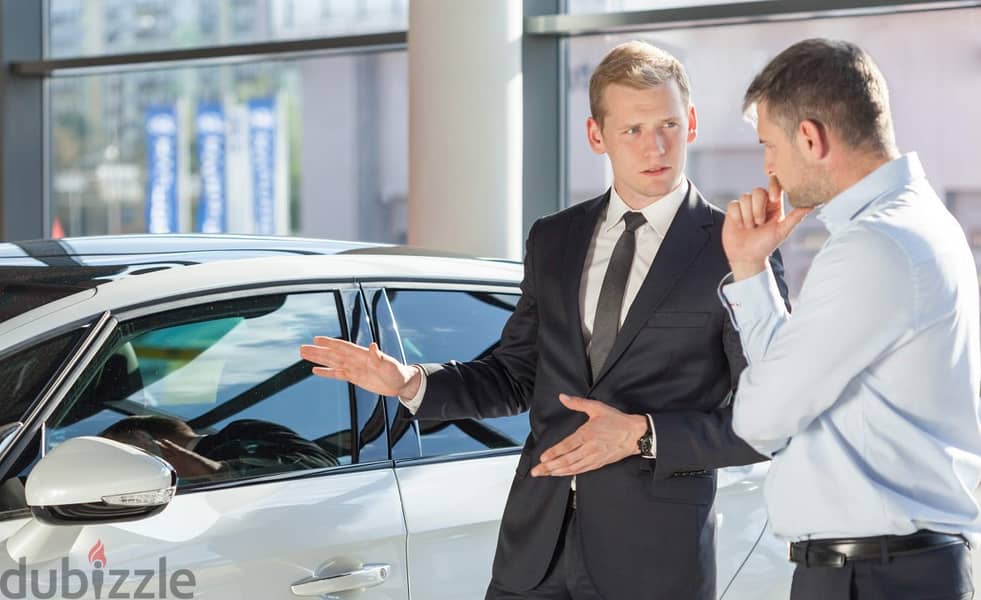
[408,0,523,259]
[0,0,44,241]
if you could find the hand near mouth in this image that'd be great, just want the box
[721,175,811,280]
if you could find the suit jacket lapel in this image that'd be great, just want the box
[560,191,609,386]
[588,184,714,392]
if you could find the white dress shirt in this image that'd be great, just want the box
[580,181,689,349]
[403,181,690,462]
[720,153,981,542]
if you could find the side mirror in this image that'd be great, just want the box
[7,436,176,564]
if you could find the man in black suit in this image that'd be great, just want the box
[301,41,785,600]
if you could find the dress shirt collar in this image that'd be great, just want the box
[605,179,689,238]
[816,152,926,236]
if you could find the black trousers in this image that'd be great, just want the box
[485,494,605,600]
[791,540,974,600]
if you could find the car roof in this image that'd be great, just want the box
[0,238,523,351]
[0,234,519,327]
[0,234,406,266]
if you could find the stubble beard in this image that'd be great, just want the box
[784,164,836,209]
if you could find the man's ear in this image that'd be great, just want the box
[587,117,606,155]
[798,119,830,160]
[687,104,697,144]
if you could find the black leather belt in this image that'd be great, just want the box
[789,530,966,568]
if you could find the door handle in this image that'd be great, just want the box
[291,563,390,596]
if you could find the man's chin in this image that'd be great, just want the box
[786,191,828,209]
[638,180,684,200]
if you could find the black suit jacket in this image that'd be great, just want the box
[415,186,787,599]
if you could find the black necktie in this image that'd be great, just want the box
[589,211,646,380]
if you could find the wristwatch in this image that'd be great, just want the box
[637,414,655,458]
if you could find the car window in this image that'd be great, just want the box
[387,289,530,457]
[0,327,87,426]
[0,327,89,517]
[45,291,356,488]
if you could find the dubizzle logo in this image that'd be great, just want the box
[88,540,107,569]
[0,539,196,599]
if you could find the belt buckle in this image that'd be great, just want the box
[822,548,847,568]
[789,541,847,568]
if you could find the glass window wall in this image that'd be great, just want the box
[565,8,981,297]
[50,51,408,242]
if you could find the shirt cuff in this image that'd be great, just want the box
[717,263,785,331]
[398,365,427,415]
[645,413,657,459]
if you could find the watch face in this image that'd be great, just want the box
[638,434,653,456]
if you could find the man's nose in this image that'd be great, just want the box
[646,130,667,156]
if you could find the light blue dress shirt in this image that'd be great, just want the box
[721,153,981,541]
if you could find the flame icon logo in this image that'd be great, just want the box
[88,539,107,569]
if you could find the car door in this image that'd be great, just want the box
[0,285,408,600]
[715,463,790,599]
[377,284,530,600]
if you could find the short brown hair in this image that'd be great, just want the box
[743,38,896,154]
[589,41,692,127]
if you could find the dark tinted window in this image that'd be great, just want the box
[387,290,530,456]
[0,327,87,424]
[46,292,355,488]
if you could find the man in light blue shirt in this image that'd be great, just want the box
[720,38,981,599]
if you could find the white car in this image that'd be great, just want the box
[2,233,955,599]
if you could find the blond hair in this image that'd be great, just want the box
[589,41,692,127]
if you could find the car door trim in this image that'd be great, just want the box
[175,459,398,495]
[114,282,360,321]
[364,281,520,294]
[394,447,523,469]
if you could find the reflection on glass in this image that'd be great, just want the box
[48,0,408,58]
[565,8,981,298]
[50,51,408,242]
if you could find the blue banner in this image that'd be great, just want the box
[145,106,179,233]
[196,103,227,233]
[248,98,276,235]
